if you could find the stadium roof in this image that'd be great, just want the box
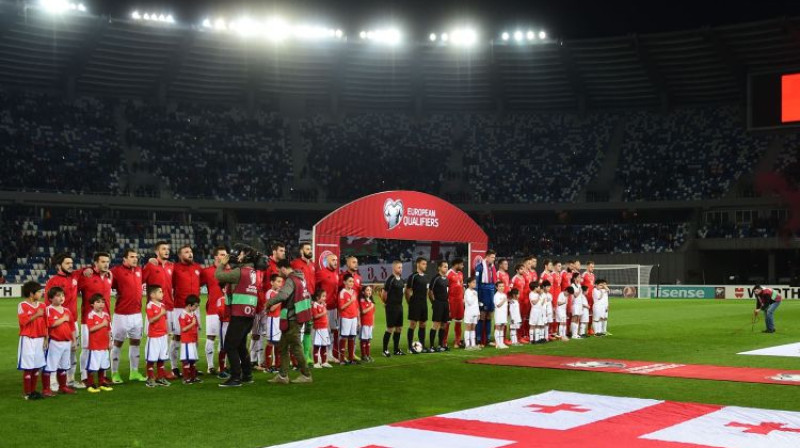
[1,4,799,110]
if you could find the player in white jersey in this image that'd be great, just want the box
[528,282,547,343]
[571,284,586,339]
[543,287,553,342]
[579,285,591,336]
[463,277,480,350]
[556,285,570,338]
[492,282,509,349]
[507,289,522,346]
[592,279,610,336]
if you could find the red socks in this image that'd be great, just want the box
[42,372,50,390]
[182,362,190,379]
[57,370,67,388]
[454,321,462,346]
[147,362,155,379]
[332,330,340,359]
[347,338,355,361]
[23,370,33,395]
[265,345,274,369]
[218,352,226,372]
[157,361,166,379]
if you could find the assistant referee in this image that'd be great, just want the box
[381,260,406,357]
[405,257,429,353]
[428,260,450,352]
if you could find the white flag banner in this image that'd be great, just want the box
[266,425,512,448]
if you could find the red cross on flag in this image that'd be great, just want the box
[266,391,800,448]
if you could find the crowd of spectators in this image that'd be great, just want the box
[618,106,766,201]
[0,89,123,194]
[126,102,291,201]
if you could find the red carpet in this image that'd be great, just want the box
[468,354,800,386]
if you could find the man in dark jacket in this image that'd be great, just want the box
[266,259,313,384]
[753,285,782,333]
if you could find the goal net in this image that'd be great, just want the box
[592,264,654,298]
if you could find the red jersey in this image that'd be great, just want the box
[45,271,80,325]
[201,265,226,315]
[86,311,111,350]
[312,301,328,330]
[359,298,376,326]
[446,269,464,302]
[146,301,168,337]
[266,289,281,318]
[264,257,280,282]
[561,270,573,293]
[512,274,529,304]
[46,306,73,342]
[551,271,562,299]
[315,266,339,310]
[498,270,511,294]
[338,289,358,319]
[18,301,47,338]
[339,270,362,299]
[142,260,174,310]
[291,258,316,294]
[582,271,596,306]
[178,311,198,343]
[110,264,143,315]
[216,296,230,322]
[77,269,112,324]
[172,261,202,309]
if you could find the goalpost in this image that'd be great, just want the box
[593,264,654,298]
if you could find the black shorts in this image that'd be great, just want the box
[385,304,404,328]
[432,301,450,323]
[408,300,428,322]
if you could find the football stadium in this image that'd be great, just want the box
[3,1,800,447]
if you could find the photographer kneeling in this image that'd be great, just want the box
[215,244,265,387]
[266,259,313,384]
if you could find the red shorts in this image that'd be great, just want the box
[448,299,464,320]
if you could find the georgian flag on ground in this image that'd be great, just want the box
[267,391,800,448]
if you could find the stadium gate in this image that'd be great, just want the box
[312,191,489,276]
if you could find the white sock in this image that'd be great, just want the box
[111,345,121,374]
[257,340,265,365]
[544,326,549,340]
[169,339,180,370]
[579,323,586,335]
[570,322,578,337]
[249,338,259,362]
[79,349,88,380]
[205,339,216,369]
[470,330,476,347]
[129,345,140,372]
[529,329,535,341]
[494,330,500,346]
[69,349,77,382]
[510,332,518,344]
[559,323,566,336]
[602,320,608,333]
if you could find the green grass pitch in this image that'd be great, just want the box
[2,298,799,448]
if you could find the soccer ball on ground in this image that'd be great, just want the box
[412,341,423,353]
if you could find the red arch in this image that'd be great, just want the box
[312,191,489,275]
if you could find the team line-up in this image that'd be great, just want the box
[15,241,611,399]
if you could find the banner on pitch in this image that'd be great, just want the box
[266,390,800,448]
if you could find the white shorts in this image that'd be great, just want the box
[464,313,479,325]
[572,300,584,318]
[593,302,608,320]
[313,328,331,346]
[45,340,72,372]
[510,310,522,327]
[340,317,358,337]
[206,314,220,337]
[180,342,198,362]
[112,313,143,341]
[581,308,590,323]
[556,304,568,323]
[17,336,46,370]
[494,309,508,325]
[145,335,169,362]
[85,349,110,372]
[360,325,374,340]
[265,316,281,343]
[530,306,545,326]
[327,309,339,330]
[546,302,554,323]
[80,324,89,350]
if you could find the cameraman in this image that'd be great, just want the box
[215,245,262,387]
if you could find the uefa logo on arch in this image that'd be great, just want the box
[383,198,404,230]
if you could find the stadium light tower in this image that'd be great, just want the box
[429,33,437,42]
[539,30,547,39]
[501,32,510,41]
[40,0,86,14]
[513,30,523,42]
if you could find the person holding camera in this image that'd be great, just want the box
[214,245,264,387]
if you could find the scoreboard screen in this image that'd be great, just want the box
[749,69,800,130]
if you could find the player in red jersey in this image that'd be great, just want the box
[171,245,202,378]
[18,281,47,400]
[85,294,113,393]
[292,243,316,365]
[142,241,176,379]
[497,259,511,294]
[77,252,112,385]
[540,260,557,337]
[109,249,145,384]
[311,290,331,368]
[315,253,340,361]
[264,242,286,282]
[359,285,376,362]
[552,261,563,312]
[200,245,228,374]
[45,252,82,388]
[340,255,363,297]
[179,295,202,384]
[511,263,529,343]
[144,285,171,387]
[582,261,596,334]
[338,274,359,365]
[44,287,75,396]
[445,259,465,348]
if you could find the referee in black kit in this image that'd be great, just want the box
[406,257,429,354]
[428,260,450,352]
[381,260,407,357]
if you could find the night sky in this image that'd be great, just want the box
[86,0,800,39]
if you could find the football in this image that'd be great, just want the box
[412,341,423,353]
